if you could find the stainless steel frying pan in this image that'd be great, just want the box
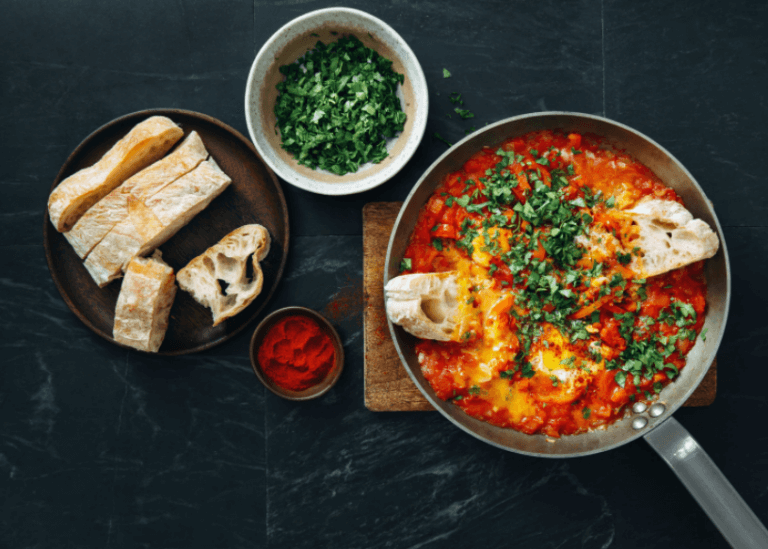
[385,112,768,547]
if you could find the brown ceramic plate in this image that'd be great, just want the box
[43,109,289,355]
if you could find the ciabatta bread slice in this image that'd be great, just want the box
[626,198,719,278]
[64,131,208,259]
[113,251,177,352]
[84,158,232,287]
[177,224,271,326]
[385,272,460,341]
[48,116,183,232]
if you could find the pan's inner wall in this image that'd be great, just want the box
[385,113,728,457]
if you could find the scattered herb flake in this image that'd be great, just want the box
[434,132,453,147]
[454,107,475,119]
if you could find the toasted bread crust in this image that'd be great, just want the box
[49,116,183,232]
[64,131,208,259]
[113,251,177,352]
[84,158,232,287]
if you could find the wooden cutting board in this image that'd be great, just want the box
[363,202,717,411]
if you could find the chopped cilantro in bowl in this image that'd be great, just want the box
[245,7,428,195]
[274,35,407,176]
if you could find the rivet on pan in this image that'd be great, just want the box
[632,402,648,414]
[649,403,666,418]
[632,417,648,430]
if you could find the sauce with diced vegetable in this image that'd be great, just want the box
[401,130,708,437]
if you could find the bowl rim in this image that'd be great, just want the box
[249,306,345,401]
[244,7,429,196]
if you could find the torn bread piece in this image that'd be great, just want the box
[84,158,232,287]
[113,251,177,352]
[64,131,209,259]
[626,198,719,278]
[385,272,460,341]
[177,225,271,326]
[49,116,183,232]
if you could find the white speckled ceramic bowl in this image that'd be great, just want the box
[244,8,428,195]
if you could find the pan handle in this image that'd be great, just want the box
[644,416,768,548]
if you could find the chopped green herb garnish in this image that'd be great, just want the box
[582,407,591,419]
[434,132,453,147]
[454,107,475,119]
[615,371,627,388]
[274,35,406,175]
[399,258,412,271]
[443,68,452,78]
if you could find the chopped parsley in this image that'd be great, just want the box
[399,258,412,272]
[443,68,452,78]
[434,132,453,147]
[274,35,406,175]
[614,370,627,388]
[454,108,475,119]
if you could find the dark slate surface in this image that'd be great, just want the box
[1,1,766,548]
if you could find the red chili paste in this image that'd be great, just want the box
[257,315,336,391]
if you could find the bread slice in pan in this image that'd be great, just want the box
[48,116,183,232]
[64,131,209,259]
[113,251,177,352]
[385,272,460,341]
[84,158,232,287]
[177,224,271,326]
[626,198,720,278]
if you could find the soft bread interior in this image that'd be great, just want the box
[176,224,271,326]
[385,272,460,341]
[626,198,720,278]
